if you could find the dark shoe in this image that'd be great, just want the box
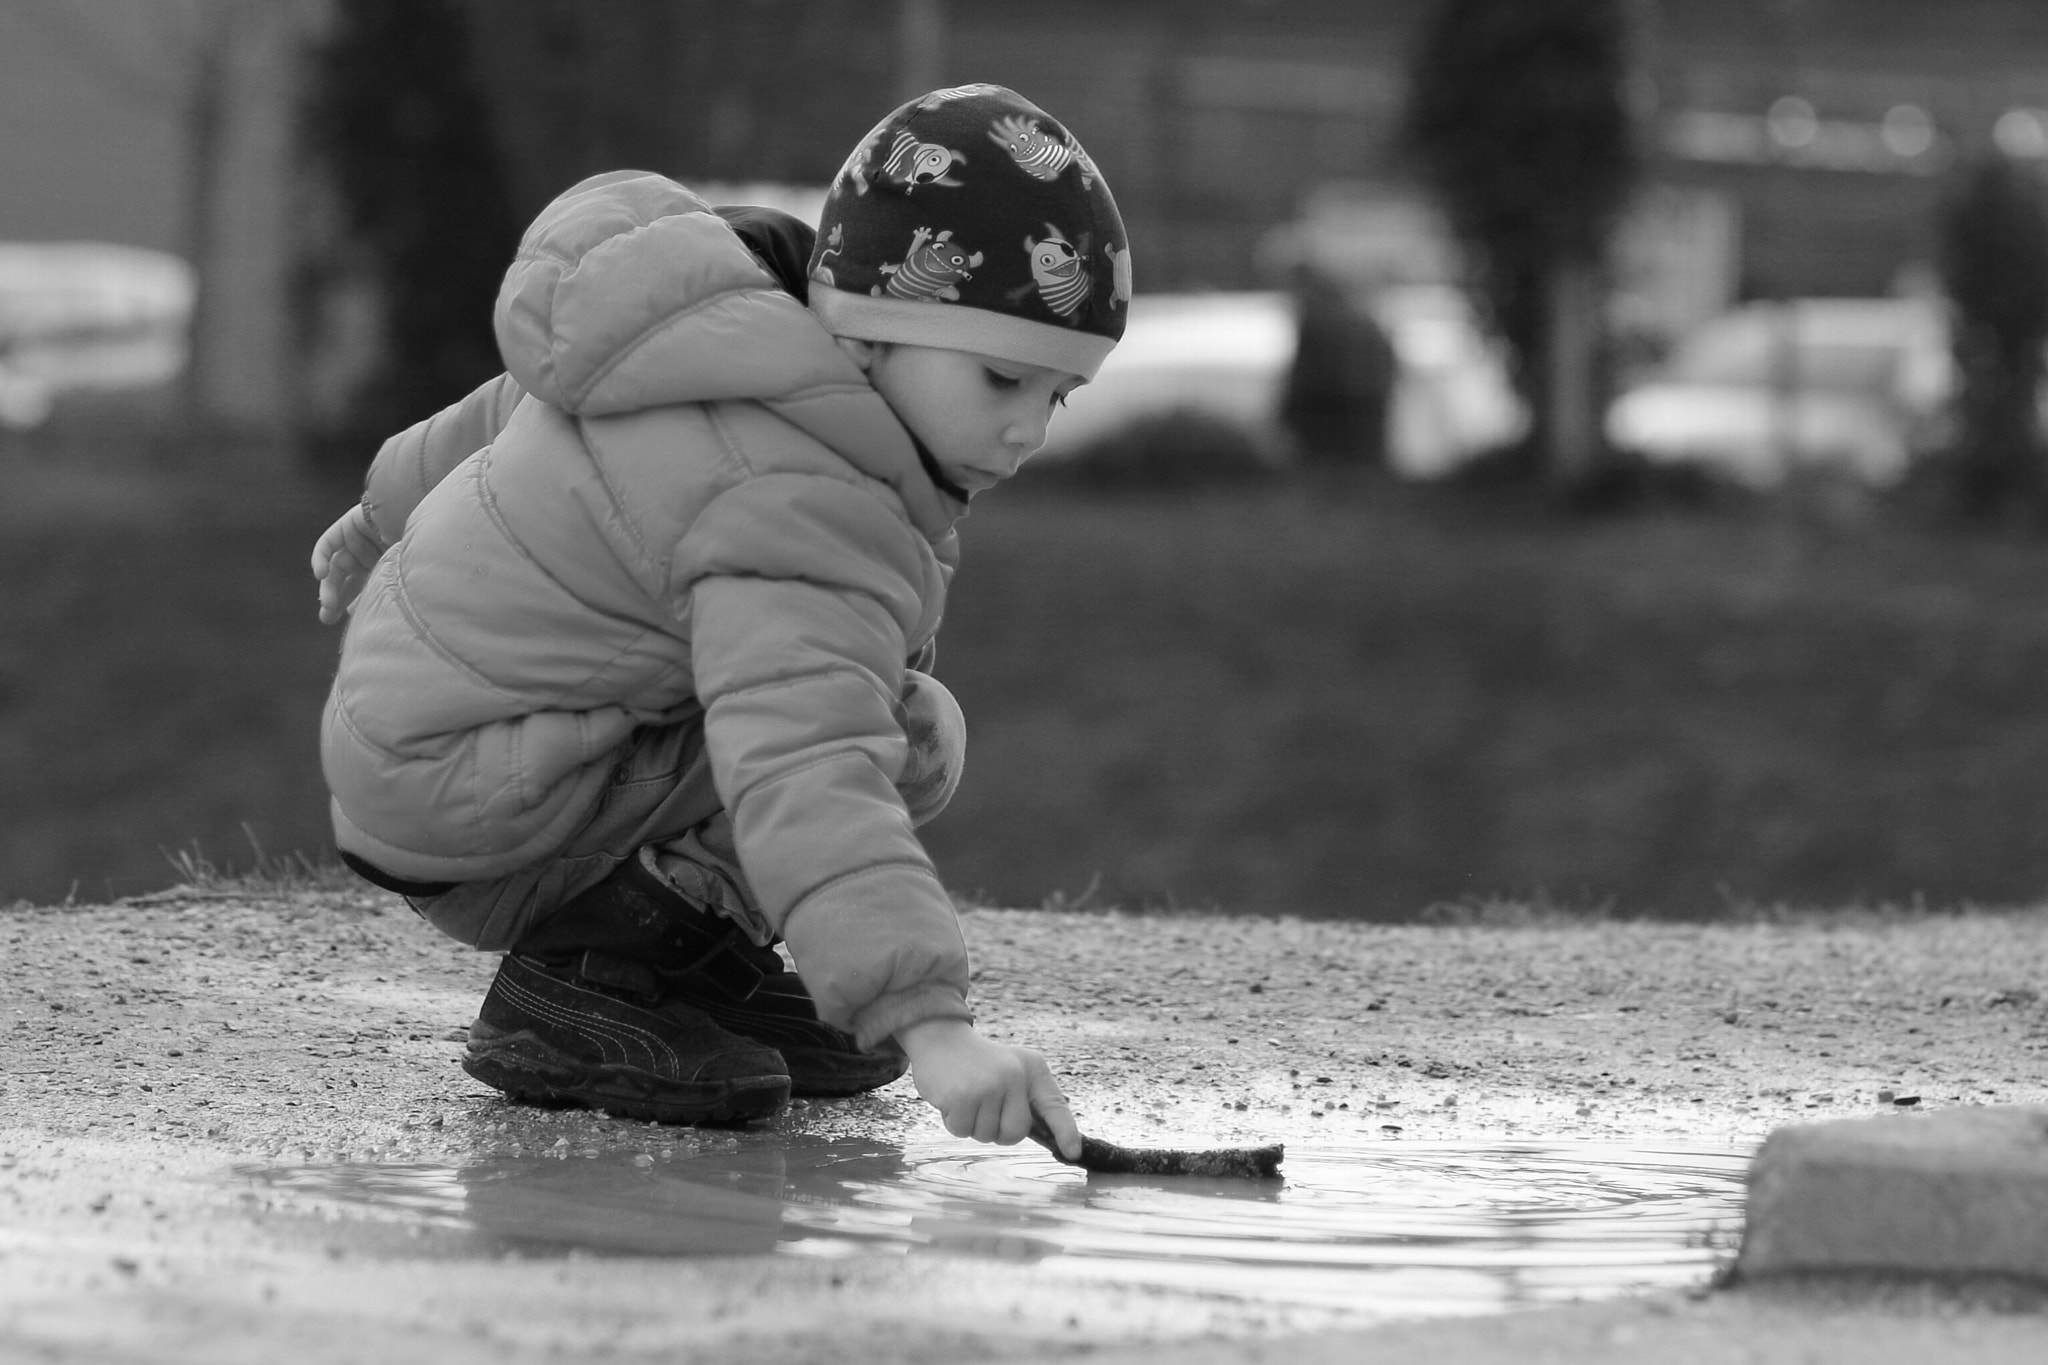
[670,937,910,1099]
[524,855,909,1098]
[460,953,791,1125]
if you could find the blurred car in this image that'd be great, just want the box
[1036,286,1523,475]
[0,242,193,431]
[1605,296,1950,488]
[1037,291,1299,465]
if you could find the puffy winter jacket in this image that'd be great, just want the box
[321,171,971,1046]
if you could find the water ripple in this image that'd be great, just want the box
[247,1137,1748,1316]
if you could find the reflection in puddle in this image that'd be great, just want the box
[246,1138,1747,1317]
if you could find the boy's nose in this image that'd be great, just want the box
[1005,407,1050,458]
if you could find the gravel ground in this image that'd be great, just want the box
[4,886,2048,1362]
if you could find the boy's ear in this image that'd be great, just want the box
[833,335,879,371]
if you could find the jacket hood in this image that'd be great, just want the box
[494,171,961,536]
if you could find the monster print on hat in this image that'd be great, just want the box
[808,84,1131,381]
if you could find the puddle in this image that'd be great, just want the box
[243,1136,1748,1319]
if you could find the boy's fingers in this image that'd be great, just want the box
[973,1096,1007,1144]
[1026,1068,1082,1162]
[996,1085,1035,1146]
[316,575,347,623]
[1035,1100,1083,1163]
[343,525,383,562]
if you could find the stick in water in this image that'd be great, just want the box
[1029,1118,1284,1179]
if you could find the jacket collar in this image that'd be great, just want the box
[760,383,968,538]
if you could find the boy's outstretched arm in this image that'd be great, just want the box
[898,1017,1083,1160]
[679,478,1026,1147]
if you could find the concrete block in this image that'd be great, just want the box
[1736,1104,2048,1284]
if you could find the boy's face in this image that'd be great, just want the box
[850,342,1084,494]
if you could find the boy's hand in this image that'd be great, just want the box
[897,1017,1082,1160]
[310,503,385,625]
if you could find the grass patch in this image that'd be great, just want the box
[0,447,349,904]
[922,477,2048,918]
[159,833,360,899]
[7,446,2048,917]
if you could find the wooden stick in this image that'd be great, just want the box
[1028,1119,1284,1179]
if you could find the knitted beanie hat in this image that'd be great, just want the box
[807,84,1132,381]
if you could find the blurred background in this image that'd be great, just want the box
[7,0,2048,917]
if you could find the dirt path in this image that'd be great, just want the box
[5,888,2048,1362]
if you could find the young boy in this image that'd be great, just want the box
[309,85,1129,1160]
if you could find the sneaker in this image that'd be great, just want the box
[663,931,911,1098]
[461,953,791,1125]
[518,854,910,1099]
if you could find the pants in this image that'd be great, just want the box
[394,669,965,954]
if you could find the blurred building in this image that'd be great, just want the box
[6,0,2048,442]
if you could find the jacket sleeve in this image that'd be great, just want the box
[673,474,970,1049]
[360,372,526,546]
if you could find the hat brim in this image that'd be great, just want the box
[809,285,1115,381]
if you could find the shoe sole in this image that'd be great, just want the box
[462,1024,790,1126]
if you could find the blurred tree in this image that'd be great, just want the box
[1402,0,1639,491]
[1936,153,2048,522]
[297,0,520,465]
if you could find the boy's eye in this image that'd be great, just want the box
[984,368,1021,390]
